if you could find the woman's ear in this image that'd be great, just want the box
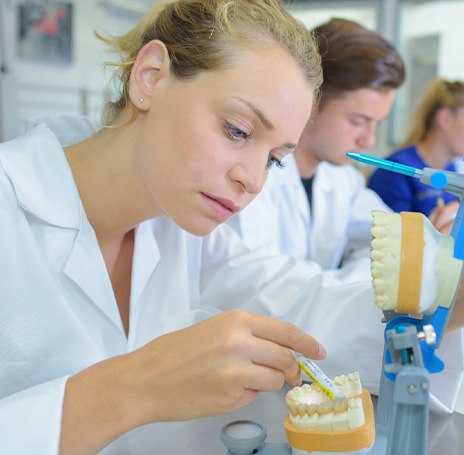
[129,40,170,111]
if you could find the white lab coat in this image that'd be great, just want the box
[0,122,462,454]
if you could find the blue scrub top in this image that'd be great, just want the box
[367,145,458,216]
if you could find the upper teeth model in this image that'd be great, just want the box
[370,211,462,314]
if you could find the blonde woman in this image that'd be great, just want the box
[369,78,464,225]
[0,1,325,454]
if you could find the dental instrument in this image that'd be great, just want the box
[291,352,343,400]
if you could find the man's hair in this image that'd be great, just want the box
[313,18,405,107]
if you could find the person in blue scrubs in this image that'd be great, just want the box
[368,78,464,218]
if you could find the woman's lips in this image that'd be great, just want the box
[201,193,240,221]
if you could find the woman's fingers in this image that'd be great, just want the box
[241,310,326,360]
[216,311,323,389]
[125,310,324,422]
[230,335,302,387]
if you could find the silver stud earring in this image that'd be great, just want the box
[140,97,144,104]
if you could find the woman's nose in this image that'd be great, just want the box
[229,158,268,195]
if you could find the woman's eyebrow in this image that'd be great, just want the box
[235,97,275,130]
[234,97,297,149]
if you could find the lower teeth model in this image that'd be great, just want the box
[284,372,375,454]
[285,372,364,432]
[370,211,462,314]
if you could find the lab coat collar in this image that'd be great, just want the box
[0,124,81,229]
[1,125,125,331]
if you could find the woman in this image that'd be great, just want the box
[368,78,464,226]
[0,1,325,454]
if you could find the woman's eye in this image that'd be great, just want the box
[267,155,285,169]
[224,122,249,141]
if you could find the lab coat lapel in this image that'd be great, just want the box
[131,221,160,309]
[62,217,124,332]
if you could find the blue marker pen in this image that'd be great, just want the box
[346,152,423,178]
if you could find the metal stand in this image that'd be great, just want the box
[371,320,431,455]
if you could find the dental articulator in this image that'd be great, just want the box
[220,153,464,455]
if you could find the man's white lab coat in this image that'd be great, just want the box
[228,154,390,276]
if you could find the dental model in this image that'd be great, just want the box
[284,372,375,454]
[370,211,462,314]
[285,372,363,431]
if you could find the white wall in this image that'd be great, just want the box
[390,1,464,145]
[402,1,464,79]
[289,5,377,30]
[0,0,141,140]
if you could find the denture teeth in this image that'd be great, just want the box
[375,294,392,310]
[372,210,390,225]
[347,397,365,429]
[371,226,388,238]
[333,397,348,413]
[371,238,385,250]
[285,395,298,416]
[370,249,384,261]
[373,278,386,293]
[370,211,402,312]
[297,404,306,416]
[287,372,365,431]
[301,383,312,393]
[371,261,385,275]
[317,401,333,415]
[307,404,317,415]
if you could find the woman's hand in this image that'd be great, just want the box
[429,200,459,234]
[127,310,325,422]
[60,310,325,455]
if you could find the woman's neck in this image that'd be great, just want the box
[417,132,453,170]
[63,125,152,244]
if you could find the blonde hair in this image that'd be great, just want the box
[401,78,464,145]
[97,0,322,124]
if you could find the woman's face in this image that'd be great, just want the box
[134,45,314,236]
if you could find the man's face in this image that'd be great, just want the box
[297,88,396,167]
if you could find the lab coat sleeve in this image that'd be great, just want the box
[0,375,70,454]
[340,166,392,265]
[199,226,385,392]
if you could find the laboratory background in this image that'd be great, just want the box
[1,0,464,412]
